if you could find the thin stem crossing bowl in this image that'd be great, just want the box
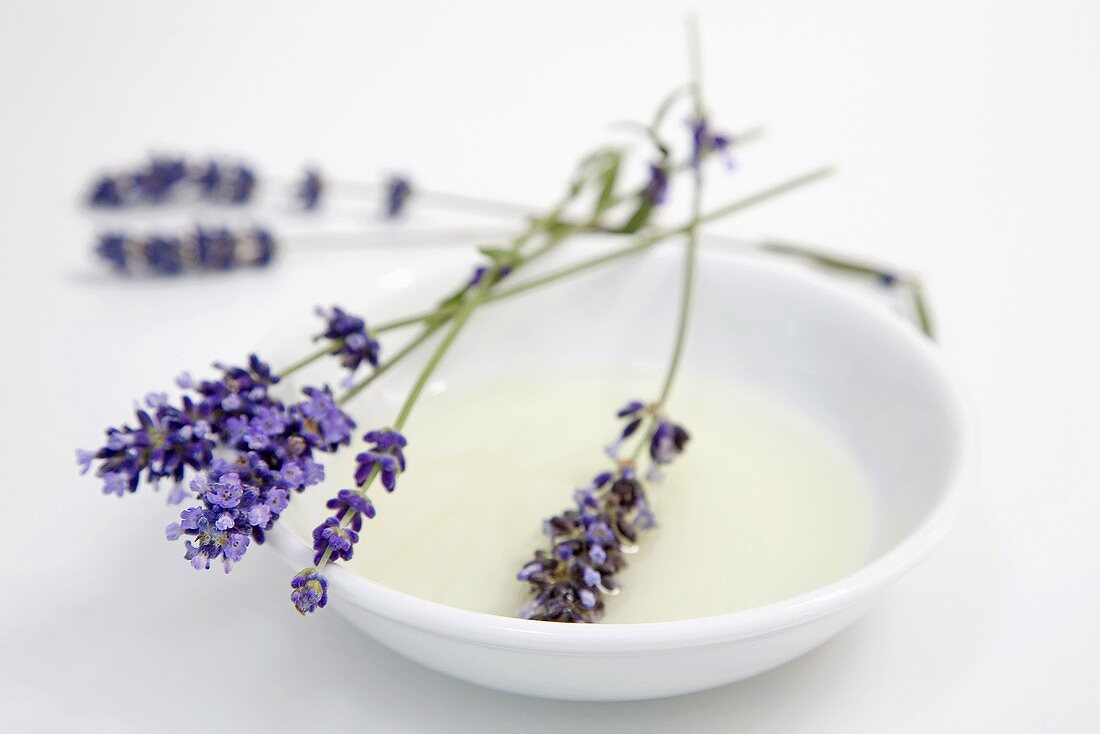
[268,245,975,701]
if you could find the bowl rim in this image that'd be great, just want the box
[269,247,977,654]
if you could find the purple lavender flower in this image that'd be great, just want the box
[517,468,650,623]
[291,568,328,615]
[354,429,408,491]
[311,517,360,564]
[296,168,325,210]
[296,386,356,450]
[195,227,236,270]
[642,163,669,205]
[326,489,376,531]
[145,235,184,275]
[134,157,188,202]
[93,226,277,276]
[384,175,413,219]
[227,165,256,204]
[468,263,513,289]
[82,347,356,573]
[605,399,647,458]
[649,420,690,466]
[78,392,215,499]
[89,176,125,207]
[519,405,691,623]
[194,161,222,196]
[95,233,128,270]
[314,306,381,380]
[689,117,734,170]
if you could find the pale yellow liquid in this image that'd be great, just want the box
[285,369,874,623]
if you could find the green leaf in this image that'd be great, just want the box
[594,152,622,216]
[619,199,655,234]
[477,246,513,263]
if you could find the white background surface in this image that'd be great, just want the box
[2,1,1098,731]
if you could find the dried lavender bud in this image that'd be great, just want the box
[296,168,325,210]
[649,420,690,466]
[94,225,276,276]
[384,175,413,218]
[518,469,645,623]
[605,398,647,458]
[467,263,513,289]
[642,163,670,205]
[519,404,691,623]
[689,117,734,170]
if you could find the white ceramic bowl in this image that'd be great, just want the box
[268,243,975,701]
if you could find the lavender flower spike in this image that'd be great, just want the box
[86,155,259,208]
[94,225,276,276]
[81,348,355,575]
[291,568,329,615]
[519,404,692,623]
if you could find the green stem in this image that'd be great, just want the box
[277,341,341,379]
[759,239,936,340]
[317,273,500,574]
[630,14,705,463]
[372,168,834,335]
[392,287,487,432]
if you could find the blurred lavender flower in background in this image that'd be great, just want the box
[384,175,413,218]
[689,117,733,170]
[296,168,325,210]
[642,163,670,205]
[87,155,259,208]
[94,225,276,275]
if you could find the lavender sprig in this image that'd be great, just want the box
[88,155,257,208]
[95,226,276,276]
[296,255,511,613]
[518,23,709,623]
[518,402,688,622]
[79,51,838,619]
[79,353,355,573]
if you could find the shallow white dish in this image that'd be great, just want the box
[268,244,975,701]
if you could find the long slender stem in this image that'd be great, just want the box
[284,165,835,383]
[392,288,486,431]
[317,273,500,573]
[277,342,340,379]
[630,15,706,463]
[372,167,834,335]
